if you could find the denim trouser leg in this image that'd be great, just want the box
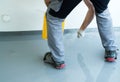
[96,9,117,51]
[46,11,65,62]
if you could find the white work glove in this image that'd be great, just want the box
[77,30,85,38]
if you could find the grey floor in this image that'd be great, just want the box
[0,28,120,82]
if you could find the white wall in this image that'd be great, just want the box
[0,0,46,31]
[0,0,119,31]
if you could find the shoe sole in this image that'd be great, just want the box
[56,64,65,69]
[105,58,116,62]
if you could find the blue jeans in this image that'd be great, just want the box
[46,10,65,62]
[96,8,117,51]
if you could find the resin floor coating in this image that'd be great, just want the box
[0,29,120,82]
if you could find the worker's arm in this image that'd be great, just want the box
[44,0,51,7]
[79,0,95,31]
[77,0,95,38]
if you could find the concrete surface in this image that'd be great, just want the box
[0,28,120,82]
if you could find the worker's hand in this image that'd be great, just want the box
[77,30,85,38]
[44,0,51,7]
